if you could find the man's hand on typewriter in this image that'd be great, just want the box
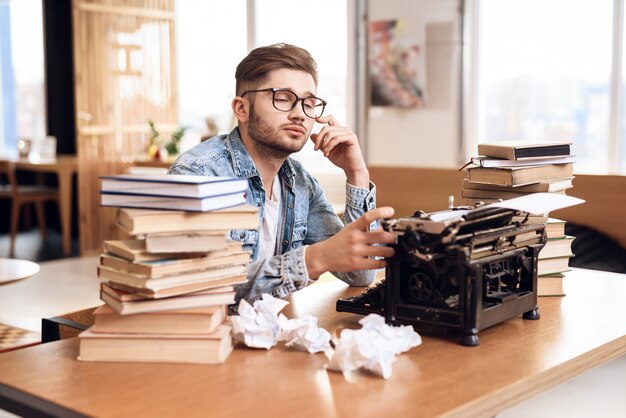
[305,207,397,279]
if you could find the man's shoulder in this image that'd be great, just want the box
[169,135,232,175]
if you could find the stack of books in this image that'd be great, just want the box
[463,141,576,296]
[78,174,259,364]
[99,173,250,211]
[463,141,574,204]
[514,216,574,296]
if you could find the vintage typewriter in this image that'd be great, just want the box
[337,202,547,346]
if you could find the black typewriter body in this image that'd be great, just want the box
[336,205,547,346]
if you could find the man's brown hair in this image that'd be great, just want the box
[235,43,318,95]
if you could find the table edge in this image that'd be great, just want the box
[442,334,626,418]
[0,382,88,418]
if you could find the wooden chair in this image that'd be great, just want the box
[0,160,60,256]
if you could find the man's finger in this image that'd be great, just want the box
[309,133,324,150]
[351,207,395,230]
[349,258,387,271]
[357,245,395,259]
[363,230,398,245]
[315,114,339,127]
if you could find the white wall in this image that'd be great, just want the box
[366,0,462,168]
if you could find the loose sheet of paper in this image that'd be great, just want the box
[485,192,584,215]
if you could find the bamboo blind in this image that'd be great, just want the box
[72,0,177,254]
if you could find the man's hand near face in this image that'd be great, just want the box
[305,207,397,279]
[310,115,369,188]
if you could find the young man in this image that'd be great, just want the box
[169,43,396,302]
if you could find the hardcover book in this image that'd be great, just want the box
[97,263,248,291]
[90,304,225,333]
[103,240,206,262]
[106,275,246,299]
[545,218,567,240]
[117,205,259,235]
[538,236,575,260]
[100,282,237,314]
[463,178,573,193]
[470,155,576,168]
[462,187,567,201]
[466,163,574,187]
[78,324,233,364]
[100,174,248,198]
[99,250,250,279]
[101,191,246,212]
[145,231,234,253]
[537,255,572,276]
[511,217,567,240]
[537,274,565,297]
[477,140,572,160]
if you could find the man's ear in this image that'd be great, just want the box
[232,97,249,123]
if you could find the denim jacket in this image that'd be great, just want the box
[168,128,377,302]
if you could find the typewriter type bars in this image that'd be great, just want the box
[337,205,547,346]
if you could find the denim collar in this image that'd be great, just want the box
[226,127,296,188]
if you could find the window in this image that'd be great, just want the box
[620,4,626,172]
[176,0,348,174]
[176,0,247,143]
[255,0,347,173]
[477,0,616,174]
[0,0,45,154]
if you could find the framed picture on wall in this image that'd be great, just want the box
[369,19,425,108]
[361,0,464,168]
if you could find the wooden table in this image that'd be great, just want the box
[9,156,78,256]
[0,258,39,285]
[0,268,624,418]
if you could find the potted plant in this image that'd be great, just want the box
[146,120,187,160]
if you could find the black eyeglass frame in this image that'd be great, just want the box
[241,87,327,119]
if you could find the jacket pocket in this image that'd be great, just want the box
[291,221,307,249]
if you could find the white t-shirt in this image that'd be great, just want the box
[256,175,282,262]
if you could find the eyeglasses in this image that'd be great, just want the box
[241,88,327,119]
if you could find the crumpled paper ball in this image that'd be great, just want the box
[230,294,288,349]
[230,294,330,353]
[278,314,331,353]
[326,314,422,379]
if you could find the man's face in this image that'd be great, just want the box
[246,68,317,158]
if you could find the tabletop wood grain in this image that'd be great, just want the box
[0,267,625,418]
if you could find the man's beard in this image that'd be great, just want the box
[248,106,307,159]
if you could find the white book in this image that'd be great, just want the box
[100,174,248,198]
[463,178,573,193]
[470,155,576,168]
[101,191,246,212]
